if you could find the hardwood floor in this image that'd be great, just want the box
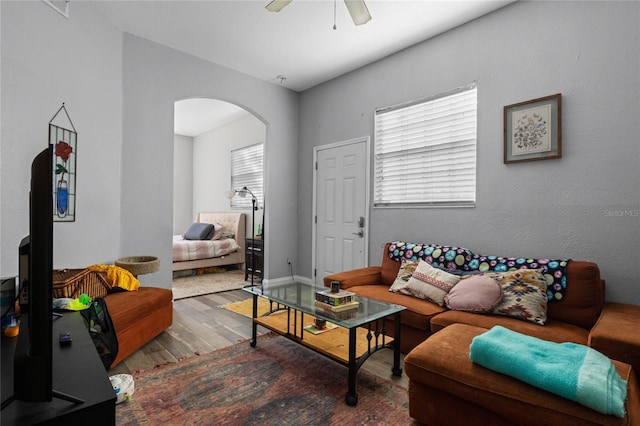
[108,289,408,389]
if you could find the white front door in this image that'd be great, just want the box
[313,137,369,286]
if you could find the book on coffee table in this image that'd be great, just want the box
[314,300,360,312]
[315,289,356,306]
[304,322,338,335]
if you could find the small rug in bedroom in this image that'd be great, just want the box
[172,267,248,300]
[116,333,413,426]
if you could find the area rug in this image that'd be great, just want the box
[220,297,272,318]
[172,268,248,300]
[116,333,412,426]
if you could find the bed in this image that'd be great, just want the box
[172,212,246,272]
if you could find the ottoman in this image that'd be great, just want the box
[404,323,640,426]
[104,286,173,369]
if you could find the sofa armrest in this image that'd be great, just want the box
[588,302,640,373]
[323,266,383,290]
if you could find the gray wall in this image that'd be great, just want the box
[298,1,640,304]
[172,114,266,236]
[192,113,266,236]
[1,2,300,289]
[173,134,194,234]
[1,2,123,271]
[121,34,299,286]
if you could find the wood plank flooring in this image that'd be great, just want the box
[108,289,408,389]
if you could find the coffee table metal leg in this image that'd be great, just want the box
[250,294,258,347]
[345,327,358,406]
[392,311,402,376]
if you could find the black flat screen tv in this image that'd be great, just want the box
[2,145,83,410]
[12,145,55,402]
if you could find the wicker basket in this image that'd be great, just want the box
[114,256,160,277]
[53,268,111,299]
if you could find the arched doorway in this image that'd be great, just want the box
[172,98,266,285]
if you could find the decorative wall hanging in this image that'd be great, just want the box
[504,93,562,164]
[49,103,77,222]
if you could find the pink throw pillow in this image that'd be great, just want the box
[445,275,503,313]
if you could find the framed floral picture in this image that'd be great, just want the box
[503,93,561,164]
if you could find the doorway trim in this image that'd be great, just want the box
[311,136,371,285]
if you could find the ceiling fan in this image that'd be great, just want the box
[265,0,372,26]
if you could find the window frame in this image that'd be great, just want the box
[230,142,264,209]
[373,83,477,208]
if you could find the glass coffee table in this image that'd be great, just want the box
[243,281,405,406]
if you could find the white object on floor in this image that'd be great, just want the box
[109,373,135,404]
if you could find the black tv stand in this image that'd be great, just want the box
[1,389,84,411]
[1,312,115,425]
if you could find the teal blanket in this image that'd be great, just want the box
[469,326,627,417]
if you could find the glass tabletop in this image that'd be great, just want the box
[243,282,405,329]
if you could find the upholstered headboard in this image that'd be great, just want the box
[195,212,246,243]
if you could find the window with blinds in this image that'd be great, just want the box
[374,84,477,207]
[230,143,264,209]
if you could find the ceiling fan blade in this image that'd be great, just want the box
[344,0,371,26]
[265,0,293,13]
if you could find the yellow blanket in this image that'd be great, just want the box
[88,264,140,291]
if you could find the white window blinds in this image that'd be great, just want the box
[374,84,477,207]
[230,143,264,209]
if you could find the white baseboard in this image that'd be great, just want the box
[262,274,315,286]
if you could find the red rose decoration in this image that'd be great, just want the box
[55,141,73,161]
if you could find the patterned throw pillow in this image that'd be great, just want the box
[486,269,548,325]
[391,259,461,306]
[389,259,419,291]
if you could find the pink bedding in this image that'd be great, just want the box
[172,236,241,262]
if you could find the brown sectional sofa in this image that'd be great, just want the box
[324,242,640,424]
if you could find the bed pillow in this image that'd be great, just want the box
[183,222,215,240]
[391,259,460,306]
[486,269,548,325]
[445,275,503,313]
[211,222,226,240]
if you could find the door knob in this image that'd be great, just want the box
[352,230,364,238]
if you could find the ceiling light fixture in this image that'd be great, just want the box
[266,0,371,27]
[265,0,293,13]
[276,75,287,84]
[343,0,371,26]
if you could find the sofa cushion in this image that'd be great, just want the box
[546,260,604,330]
[390,260,460,306]
[445,275,503,313]
[588,302,640,375]
[486,269,548,325]
[381,254,403,286]
[430,311,590,345]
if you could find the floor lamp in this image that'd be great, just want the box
[226,186,259,288]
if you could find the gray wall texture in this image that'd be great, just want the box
[298,1,640,304]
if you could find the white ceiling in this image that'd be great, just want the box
[174,99,249,137]
[92,0,515,135]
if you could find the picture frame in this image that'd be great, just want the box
[504,93,562,164]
